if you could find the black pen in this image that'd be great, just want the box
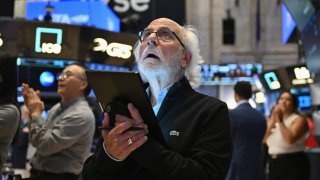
[98,126,144,131]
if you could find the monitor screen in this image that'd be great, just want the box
[16,58,74,98]
[301,11,320,74]
[26,1,120,32]
[285,64,314,87]
[282,4,297,44]
[16,57,131,102]
[283,0,315,31]
[259,70,284,92]
[200,63,262,85]
[291,87,312,110]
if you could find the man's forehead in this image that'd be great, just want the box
[63,64,84,73]
[147,18,182,32]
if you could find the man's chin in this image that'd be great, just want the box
[57,89,63,96]
[139,63,159,73]
[140,67,174,78]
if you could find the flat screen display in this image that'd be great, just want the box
[26,1,120,32]
[291,87,312,110]
[301,11,320,74]
[282,4,296,44]
[259,70,284,92]
[16,58,73,97]
[16,57,130,99]
[285,64,314,87]
[283,0,315,31]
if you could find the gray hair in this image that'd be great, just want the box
[180,25,204,88]
[133,25,204,88]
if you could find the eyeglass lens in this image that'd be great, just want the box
[140,28,175,42]
[139,28,185,48]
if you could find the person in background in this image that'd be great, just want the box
[261,105,276,179]
[11,105,30,169]
[0,58,20,177]
[226,81,266,180]
[263,91,309,180]
[82,18,233,180]
[22,62,95,180]
[303,112,318,149]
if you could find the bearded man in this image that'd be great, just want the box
[82,18,232,180]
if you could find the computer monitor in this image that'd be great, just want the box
[301,11,320,74]
[16,57,131,102]
[283,0,315,31]
[259,70,284,92]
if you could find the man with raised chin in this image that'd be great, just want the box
[82,18,232,180]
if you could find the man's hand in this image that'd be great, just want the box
[22,83,44,118]
[101,103,148,160]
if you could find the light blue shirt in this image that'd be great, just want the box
[147,85,172,115]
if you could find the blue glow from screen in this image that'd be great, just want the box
[26,1,120,32]
[282,4,296,44]
[39,71,55,87]
[298,95,311,108]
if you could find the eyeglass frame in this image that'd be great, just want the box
[57,71,86,81]
[138,27,185,48]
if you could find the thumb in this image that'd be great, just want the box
[36,90,41,97]
[127,103,144,125]
[102,112,111,128]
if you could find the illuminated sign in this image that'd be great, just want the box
[283,0,315,31]
[298,95,311,109]
[264,72,281,90]
[26,1,120,32]
[39,71,55,87]
[254,92,265,104]
[35,27,63,54]
[290,66,314,85]
[109,0,151,13]
[93,38,133,59]
[282,4,296,44]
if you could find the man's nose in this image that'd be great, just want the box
[148,39,157,46]
[147,33,158,46]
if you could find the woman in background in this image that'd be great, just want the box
[263,91,309,180]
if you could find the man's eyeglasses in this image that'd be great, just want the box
[138,28,185,48]
[57,72,86,81]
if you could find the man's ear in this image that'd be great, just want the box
[80,80,88,92]
[181,51,191,68]
[234,92,241,102]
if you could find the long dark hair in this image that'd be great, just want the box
[277,90,299,113]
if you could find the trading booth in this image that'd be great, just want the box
[0,19,138,170]
[259,64,314,115]
[198,63,263,110]
[0,17,137,97]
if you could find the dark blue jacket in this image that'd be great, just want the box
[226,102,266,180]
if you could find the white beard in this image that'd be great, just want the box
[138,50,183,82]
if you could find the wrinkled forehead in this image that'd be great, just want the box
[63,64,85,74]
[147,18,183,34]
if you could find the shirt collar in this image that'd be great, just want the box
[146,84,173,102]
[60,96,85,111]
[236,99,249,107]
[147,84,173,115]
